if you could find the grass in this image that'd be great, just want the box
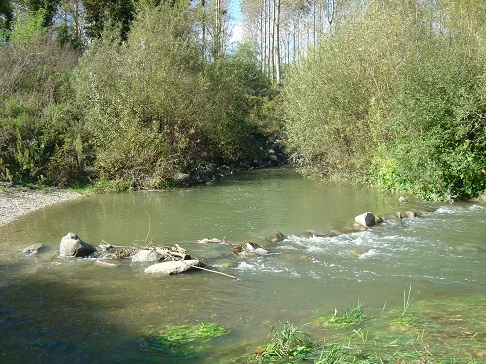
[402,285,417,317]
[316,301,364,325]
[254,322,314,361]
[251,290,485,363]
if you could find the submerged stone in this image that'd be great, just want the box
[23,243,43,254]
[267,231,286,243]
[144,259,200,275]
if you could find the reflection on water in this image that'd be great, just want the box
[0,167,485,362]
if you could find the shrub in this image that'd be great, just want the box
[283,0,486,200]
[0,33,85,185]
[74,4,272,189]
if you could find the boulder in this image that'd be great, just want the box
[59,232,97,257]
[267,231,286,243]
[144,259,200,275]
[23,243,43,254]
[131,249,162,263]
[354,212,376,227]
[232,241,268,255]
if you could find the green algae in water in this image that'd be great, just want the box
[315,301,365,326]
[310,295,486,363]
[138,322,228,359]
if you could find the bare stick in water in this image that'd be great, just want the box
[190,264,241,280]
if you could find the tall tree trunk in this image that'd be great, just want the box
[275,0,281,84]
[201,0,207,63]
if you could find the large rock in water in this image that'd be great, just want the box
[354,212,376,227]
[232,241,268,255]
[144,259,200,275]
[59,232,97,257]
[131,249,162,263]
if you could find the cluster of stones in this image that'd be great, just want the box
[22,197,428,276]
[58,232,200,275]
[176,141,287,186]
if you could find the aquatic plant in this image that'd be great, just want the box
[252,293,485,363]
[402,285,417,317]
[317,301,364,325]
[388,286,420,327]
[257,322,314,361]
[138,321,227,359]
[314,344,347,364]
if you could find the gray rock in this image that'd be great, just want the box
[399,196,408,203]
[354,212,376,227]
[59,232,97,257]
[131,249,162,263]
[23,243,43,254]
[144,259,200,275]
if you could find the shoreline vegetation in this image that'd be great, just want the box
[244,293,486,363]
[1,1,485,202]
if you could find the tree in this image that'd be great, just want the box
[0,0,14,41]
[27,0,61,27]
[283,0,486,200]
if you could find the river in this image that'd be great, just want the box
[1,167,485,363]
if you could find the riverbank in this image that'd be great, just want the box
[0,182,83,227]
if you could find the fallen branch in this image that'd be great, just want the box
[189,264,241,280]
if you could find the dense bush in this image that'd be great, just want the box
[74,4,271,189]
[0,33,85,185]
[283,0,486,200]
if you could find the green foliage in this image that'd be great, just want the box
[252,293,485,363]
[283,0,486,200]
[10,9,47,43]
[140,321,227,346]
[0,2,275,190]
[259,322,314,361]
[0,0,13,42]
[0,33,86,185]
[318,301,364,325]
[74,5,206,188]
[74,4,271,189]
[138,322,227,359]
[201,50,271,162]
[26,0,60,27]
[371,31,486,200]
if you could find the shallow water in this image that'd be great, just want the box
[1,167,485,362]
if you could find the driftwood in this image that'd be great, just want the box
[196,238,229,245]
[97,242,190,261]
[189,264,241,280]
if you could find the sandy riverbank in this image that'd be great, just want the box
[0,183,82,227]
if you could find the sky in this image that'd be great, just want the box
[228,0,244,44]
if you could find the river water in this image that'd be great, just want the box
[1,167,485,363]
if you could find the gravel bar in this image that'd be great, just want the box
[0,183,82,226]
